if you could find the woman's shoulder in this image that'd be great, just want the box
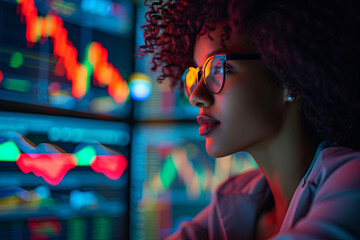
[306,142,359,180]
[279,145,360,236]
[215,168,268,197]
[308,145,360,201]
[322,145,360,164]
[313,145,360,181]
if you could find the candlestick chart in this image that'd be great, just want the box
[145,144,257,200]
[131,124,258,238]
[0,0,134,117]
[0,1,134,239]
[0,110,130,238]
[15,0,129,103]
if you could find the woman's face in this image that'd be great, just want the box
[190,25,285,158]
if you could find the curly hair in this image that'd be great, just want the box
[139,0,360,149]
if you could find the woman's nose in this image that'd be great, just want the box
[189,78,214,108]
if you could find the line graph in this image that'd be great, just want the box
[16,0,129,103]
[146,146,257,199]
[0,134,128,185]
[17,153,77,185]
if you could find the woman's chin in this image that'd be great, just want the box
[205,137,252,158]
[205,139,234,158]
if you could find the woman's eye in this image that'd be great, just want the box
[224,64,234,74]
[225,68,233,74]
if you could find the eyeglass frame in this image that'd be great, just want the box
[182,53,261,96]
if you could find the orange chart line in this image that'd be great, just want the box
[16,0,129,102]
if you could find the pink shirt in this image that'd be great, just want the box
[167,142,360,239]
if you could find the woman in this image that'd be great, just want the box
[139,0,360,239]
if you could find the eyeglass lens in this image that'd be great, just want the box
[183,56,225,96]
[205,56,224,94]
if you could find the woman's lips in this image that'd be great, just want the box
[197,115,221,136]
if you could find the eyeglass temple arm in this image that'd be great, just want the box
[226,54,261,60]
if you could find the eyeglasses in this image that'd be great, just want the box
[182,54,261,96]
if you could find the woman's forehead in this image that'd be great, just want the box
[193,27,224,66]
[193,25,257,66]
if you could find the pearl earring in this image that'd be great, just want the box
[283,88,295,102]
[286,95,295,102]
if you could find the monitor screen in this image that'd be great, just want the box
[0,111,130,239]
[0,1,135,238]
[0,0,134,118]
[131,124,258,239]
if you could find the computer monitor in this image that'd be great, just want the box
[0,0,134,239]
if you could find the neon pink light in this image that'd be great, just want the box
[17,153,77,185]
[90,155,127,180]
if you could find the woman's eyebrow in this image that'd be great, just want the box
[205,49,228,59]
[194,48,228,66]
